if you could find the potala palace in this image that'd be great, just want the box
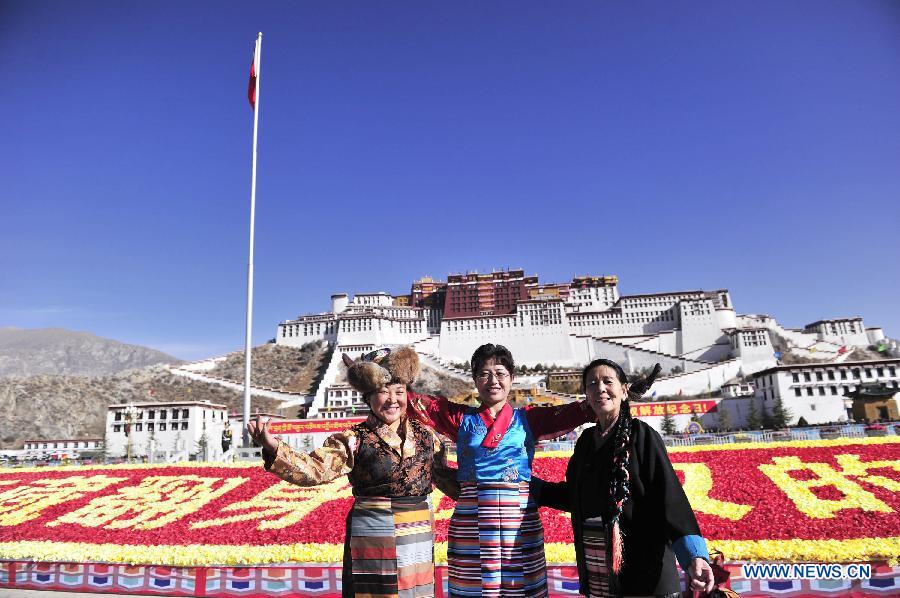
[271,269,899,427]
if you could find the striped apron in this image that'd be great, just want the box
[582,517,611,598]
[345,495,435,598]
[447,481,548,597]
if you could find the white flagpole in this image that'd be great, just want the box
[243,32,262,448]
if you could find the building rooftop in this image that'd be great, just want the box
[805,317,863,326]
[108,400,228,409]
[23,438,103,443]
[751,358,900,378]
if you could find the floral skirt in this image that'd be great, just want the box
[343,495,435,598]
[447,481,547,597]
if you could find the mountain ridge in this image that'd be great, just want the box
[0,327,182,378]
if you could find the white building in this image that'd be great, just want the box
[718,359,900,427]
[106,400,230,462]
[721,382,755,398]
[278,292,436,348]
[318,384,370,419]
[273,276,890,406]
[803,318,870,347]
[438,289,739,368]
[21,438,103,461]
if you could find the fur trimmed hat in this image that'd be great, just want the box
[341,346,420,397]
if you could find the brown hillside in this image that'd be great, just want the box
[0,366,285,449]
[207,342,331,393]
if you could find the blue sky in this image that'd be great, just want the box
[2,1,899,360]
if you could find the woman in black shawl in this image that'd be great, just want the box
[536,360,715,597]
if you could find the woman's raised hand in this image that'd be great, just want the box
[247,414,278,454]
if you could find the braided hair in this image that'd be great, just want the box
[581,359,633,575]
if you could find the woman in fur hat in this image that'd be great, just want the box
[535,360,715,598]
[248,346,458,598]
[405,343,595,598]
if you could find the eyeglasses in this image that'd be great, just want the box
[476,371,510,382]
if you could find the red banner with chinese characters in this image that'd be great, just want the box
[630,399,718,418]
[0,437,897,565]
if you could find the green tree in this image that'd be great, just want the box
[747,399,762,430]
[196,433,210,462]
[761,402,775,429]
[690,408,703,424]
[771,397,793,429]
[717,407,732,431]
[145,427,157,463]
[661,410,677,435]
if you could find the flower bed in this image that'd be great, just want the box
[0,437,898,566]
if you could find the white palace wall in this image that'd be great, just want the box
[439,316,576,367]
[585,338,692,375]
[651,360,743,397]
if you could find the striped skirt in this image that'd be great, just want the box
[344,495,435,598]
[447,481,548,597]
[582,517,611,598]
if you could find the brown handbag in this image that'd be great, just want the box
[709,550,732,587]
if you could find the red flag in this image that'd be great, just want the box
[248,57,257,108]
